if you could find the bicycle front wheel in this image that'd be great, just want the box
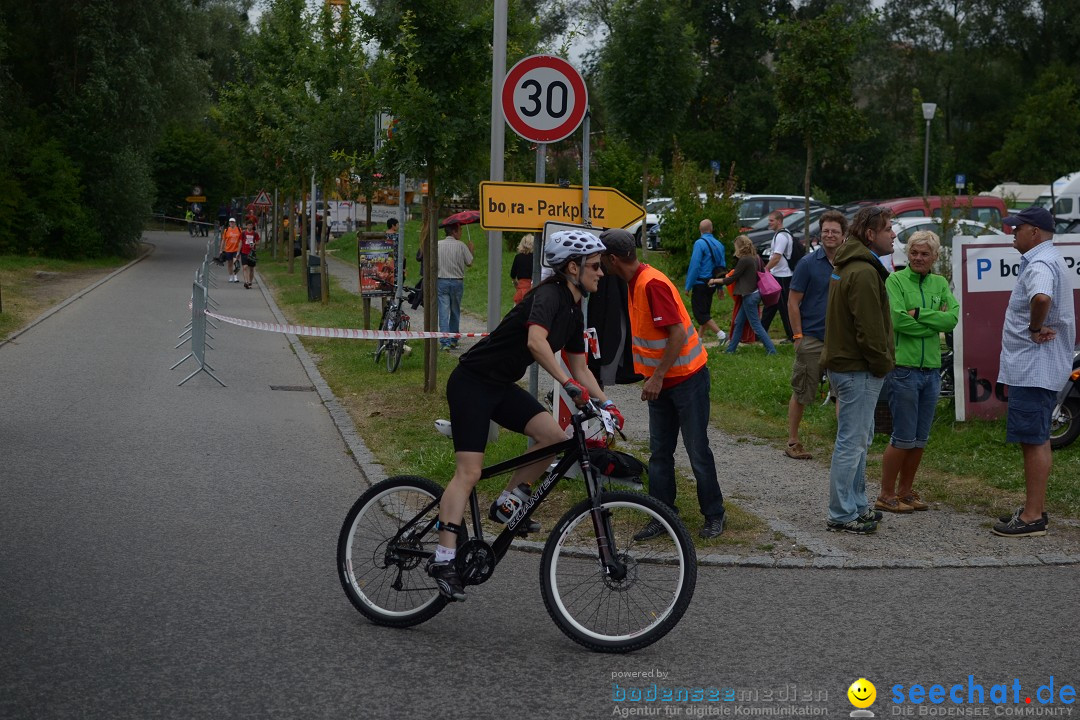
[337,475,448,627]
[540,491,697,653]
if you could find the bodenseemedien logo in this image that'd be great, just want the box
[848,678,877,717]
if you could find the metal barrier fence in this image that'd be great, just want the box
[172,238,224,387]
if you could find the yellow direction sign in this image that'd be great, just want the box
[480,182,643,232]
[186,195,207,203]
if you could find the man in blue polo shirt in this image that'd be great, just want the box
[684,219,727,343]
[784,210,847,459]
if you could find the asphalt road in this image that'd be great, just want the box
[1,232,1077,719]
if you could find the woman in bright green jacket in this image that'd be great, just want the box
[876,230,959,514]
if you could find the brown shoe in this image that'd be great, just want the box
[898,491,929,511]
[784,442,812,460]
[874,495,914,513]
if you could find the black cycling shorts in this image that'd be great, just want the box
[690,284,715,324]
[446,365,546,453]
[241,253,256,267]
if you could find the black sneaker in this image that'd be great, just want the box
[992,513,1048,538]
[826,517,878,534]
[859,508,884,523]
[699,515,725,539]
[633,518,666,541]
[426,559,466,601]
[997,508,1049,526]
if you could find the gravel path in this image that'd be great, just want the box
[320,254,1080,568]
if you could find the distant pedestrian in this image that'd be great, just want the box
[217,204,229,231]
[820,205,896,535]
[992,206,1076,537]
[760,210,796,342]
[784,210,847,460]
[710,235,776,355]
[437,221,474,350]
[601,228,726,540]
[684,219,727,343]
[185,209,195,236]
[510,233,535,304]
[876,230,958,513]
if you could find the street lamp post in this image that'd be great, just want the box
[922,102,937,197]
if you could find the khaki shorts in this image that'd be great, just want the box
[790,335,825,405]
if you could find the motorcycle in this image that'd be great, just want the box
[1050,347,1080,450]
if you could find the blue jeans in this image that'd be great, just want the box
[647,368,725,519]
[726,291,776,354]
[828,370,884,523]
[887,367,940,449]
[437,278,463,348]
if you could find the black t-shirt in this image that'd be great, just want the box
[458,280,584,384]
[509,252,533,281]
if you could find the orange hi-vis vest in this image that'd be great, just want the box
[627,265,707,380]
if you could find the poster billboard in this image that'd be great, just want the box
[358,233,396,297]
[953,234,1080,421]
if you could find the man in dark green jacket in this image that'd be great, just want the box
[821,206,897,534]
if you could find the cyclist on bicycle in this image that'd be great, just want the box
[427,230,625,601]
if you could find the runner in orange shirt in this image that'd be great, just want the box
[219,218,242,283]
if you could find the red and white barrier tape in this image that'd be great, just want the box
[204,309,488,341]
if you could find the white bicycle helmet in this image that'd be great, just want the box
[544,230,606,268]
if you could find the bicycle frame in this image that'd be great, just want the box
[391,406,626,579]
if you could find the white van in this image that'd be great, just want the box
[1033,172,1080,224]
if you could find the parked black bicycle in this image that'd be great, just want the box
[336,401,697,653]
[373,281,419,373]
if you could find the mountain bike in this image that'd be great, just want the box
[336,401,697,653]
[373,281,418,373]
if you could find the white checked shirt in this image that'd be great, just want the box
[998,240,1076,391]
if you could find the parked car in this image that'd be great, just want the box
[737,194,825,229]
[1033,171,1080,224]
[889,217,1006,273]
[878,195,1008,229]
[628,197,670,249]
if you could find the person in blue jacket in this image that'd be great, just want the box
[684,219,727,343]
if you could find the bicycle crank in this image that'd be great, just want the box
[456,539,496,585]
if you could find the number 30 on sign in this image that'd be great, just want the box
[501,55,588,144]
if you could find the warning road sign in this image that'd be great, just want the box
[479,182,643,232]
[253,190,273,208]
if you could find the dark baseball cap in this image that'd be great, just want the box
[1003,206,1055,232]
[599,228,636,257]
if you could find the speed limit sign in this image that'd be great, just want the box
[501,55,588,144]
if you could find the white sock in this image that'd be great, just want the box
[434,544,456,563]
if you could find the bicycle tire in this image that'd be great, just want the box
[1050,397,1080,450]
[539,491,697,653]
[386,314,409,372]
[337,475,449,627]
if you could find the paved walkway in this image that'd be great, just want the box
[320,253,1080,568]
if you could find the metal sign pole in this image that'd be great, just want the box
[396,172,406,299]
[487,0,507,332]
[528,143,547,399]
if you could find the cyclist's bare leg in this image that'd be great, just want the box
[505,411,568,492]
[436,451,484,549]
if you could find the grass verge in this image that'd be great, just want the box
[0,255,130,340]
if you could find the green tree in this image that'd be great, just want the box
[597,0,700,212]
[990,68,1080,183]
[768,4,868,240]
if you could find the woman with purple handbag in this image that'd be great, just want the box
[710,235,777,355]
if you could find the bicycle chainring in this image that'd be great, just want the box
[456,539,496,585]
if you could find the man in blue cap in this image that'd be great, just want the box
[993,206,1076,537]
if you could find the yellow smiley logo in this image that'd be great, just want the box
[847,678,876,709]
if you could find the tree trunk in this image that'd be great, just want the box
[423,166,438,393]
[803,140,813,245]
[286,193,294,275]
[640,155,650,254]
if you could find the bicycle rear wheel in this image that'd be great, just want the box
[386,315,409,372]
[338,475,448,627]
[540,491,697,653]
